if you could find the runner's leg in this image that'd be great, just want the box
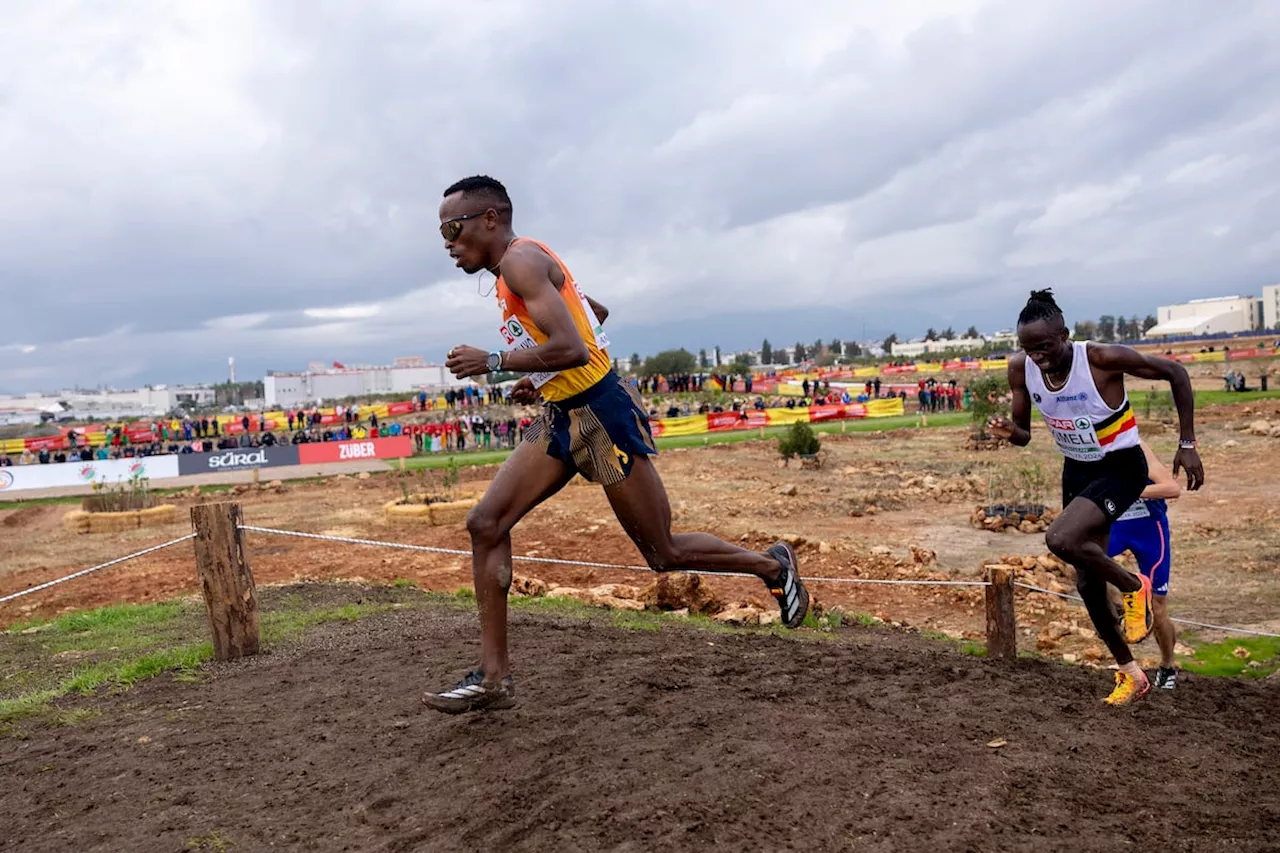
[465,440,575,680]
[603,455,780,579]
[1152,596,1176,669]
[1048,502,1137,665]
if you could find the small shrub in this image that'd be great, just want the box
[967,374,1010,439]
[778,422,821,460]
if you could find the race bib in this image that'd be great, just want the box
[1041,414,1103,462]
[497,317,557,388]
[1115,500,1151,522]
[573,285,610,349]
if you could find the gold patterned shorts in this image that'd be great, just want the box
[523,371,656,486]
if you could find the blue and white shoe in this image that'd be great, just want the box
[766,541,810,629]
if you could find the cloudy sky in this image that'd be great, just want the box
[3,0,1279,391]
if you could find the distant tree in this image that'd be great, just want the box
[844,340,862,358]
[793,342,808,362]
[1097,315,1116,342]
[1116,316,1130,341]
[965,325,981,339]
[1073,321,1098,341]
[713,345,722,367]
[924,328,938,341]
[760,339,773,365]
[1142,315,1158,334]
[642,349,697,377]
[882,333,898,353]
[941,326,955,340]
[812,339,824,358]
[776,348,790,364]
[730,354,753,376]
[699,348,709,369]
[630,352,641,371]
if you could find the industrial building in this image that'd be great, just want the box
[1263,284,1280,331]
[890,335,988,358]
[1145,295,1263,338]
[263,357,468,408]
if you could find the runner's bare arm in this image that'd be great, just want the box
[1138,441,1182,500]
[1089,345,1203,489]
[989,354,1032,446]
[496,247,590,373]
[585,295,608,325]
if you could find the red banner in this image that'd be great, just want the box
[297,435,414,465]
[386,401,416,415]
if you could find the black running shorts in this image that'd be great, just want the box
[523,370,657,486]
[1061,444,1149,525]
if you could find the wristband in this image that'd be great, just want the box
[1178,439,1197,449]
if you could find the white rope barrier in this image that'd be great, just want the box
[1015,581,1280,639]
[237,525,992,587]
[0,534,196,605]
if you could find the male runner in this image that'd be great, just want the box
[988,289,1203,705]
[422,176,810,713]
[1107,440,1182,689]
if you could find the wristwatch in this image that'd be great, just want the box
[486,352,503,373]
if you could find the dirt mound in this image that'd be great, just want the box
[3,602,1277,853]
[0,505,49,530]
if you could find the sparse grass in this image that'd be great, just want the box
[1181,634,1280,679]
[397,413,970,472]
[0,591,415,735]
[1131,389,1280,408]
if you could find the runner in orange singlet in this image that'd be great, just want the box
[423,176,810,714]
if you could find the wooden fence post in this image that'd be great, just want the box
[191,502,260,661]
[984,566,1016,661]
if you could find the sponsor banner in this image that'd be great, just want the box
[0,455,180,493]
[648,397,904,438]
[297,436,414,465]
[386,401,416,416]
[176,444,301,475]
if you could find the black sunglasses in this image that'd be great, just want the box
[440,211,487,241]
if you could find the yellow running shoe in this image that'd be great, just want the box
[1103,670,1150,706]
[1121,573,1154,644]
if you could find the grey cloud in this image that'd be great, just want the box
[1,0,1278,391]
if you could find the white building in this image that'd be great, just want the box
[0,384,214,423]
[1263,284,1280,331]
[264,357,468,408]
[1145,295,1262,338]
[891,336,986,358]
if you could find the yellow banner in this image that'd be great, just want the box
[866,397,906,417]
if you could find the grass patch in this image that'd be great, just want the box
[0,588,421,735]
[1181,634,1280,679]
[1130,389,1280,408]
[397,412,970,472]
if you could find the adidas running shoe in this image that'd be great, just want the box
[766,541,810,629]
[422,669,516,714]
[1121,573,1154,645]
[1103,670,1150,706]
[1155,666,1177,690]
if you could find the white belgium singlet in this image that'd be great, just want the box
[1024,341,1140,463]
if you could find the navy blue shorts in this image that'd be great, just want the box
[524,371,657,486]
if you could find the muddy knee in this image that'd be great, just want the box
[638,541,680,573]
[1044,527,1083,564]
[465,504,504,546]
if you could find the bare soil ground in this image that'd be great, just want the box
[3,398,1278,663]
[2,592,1277,853]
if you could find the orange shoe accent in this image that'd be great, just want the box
[1121,573,1154,644]
[1103,670,1150,706]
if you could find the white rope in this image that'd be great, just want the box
[238,525,991,587]
[1014,581,1280,639]
[0,534,196,605]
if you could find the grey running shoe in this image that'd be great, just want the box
[766,541,810,629]
[1155,666,1177,690]
[422,669,516,714]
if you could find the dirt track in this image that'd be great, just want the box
[2,595,1276,853]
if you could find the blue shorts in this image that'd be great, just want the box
[1106,516,1171,595]
[524,370,657,486]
